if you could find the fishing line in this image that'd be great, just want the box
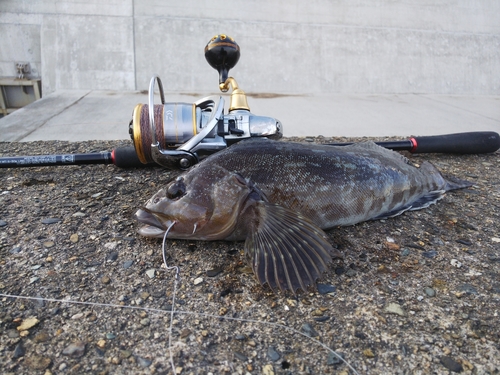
[1,229,358,374]
[161,222,180,375]
[0,292,359,374]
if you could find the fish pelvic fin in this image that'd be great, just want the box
[244,202,342,294]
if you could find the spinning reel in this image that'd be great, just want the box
[129,34,283,169]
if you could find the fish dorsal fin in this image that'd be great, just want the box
[244,202,342,294]
[345,141,411,165]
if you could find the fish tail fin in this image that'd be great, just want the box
[443,175,474,191]
[244,202,342,294]
[372,162,473,220]
[419,161,473,191]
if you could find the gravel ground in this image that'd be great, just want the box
[0,138,499,375]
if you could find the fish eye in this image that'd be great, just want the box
[167,178,186,200]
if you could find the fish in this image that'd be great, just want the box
[135,138,471,293]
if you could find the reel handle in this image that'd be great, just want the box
[204,34,240,90]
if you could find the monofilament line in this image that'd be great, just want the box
[161,222,180,375]
[0,292,358,374]
[1,222,358,374]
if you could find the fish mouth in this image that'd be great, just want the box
[134,207,171,238]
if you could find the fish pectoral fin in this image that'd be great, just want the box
[244,202,342,294]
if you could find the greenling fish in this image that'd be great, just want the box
[135,139,471,293]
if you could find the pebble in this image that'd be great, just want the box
[17,317,39,331]
[458,283,478,295]
[311,309,324,317]
[34,331,50,342]
[219,307,228,316]
[62,341,86,358]
[140,318,150,326]
[262,364,275,375]
[25,355,52,370]
[123,260,133,269]
[106,333,116,340]
[384,303,405,316]
[72,212,86,217]
[6,329,19,338]
[10,246,21,254]
[450,259,462,268]
[101,276,111,284]
[43,241,55,248]
[314,316,331,322]
[136,356,152,368]
[193,277,203,285]
[424,287,436,297]
[301,322,319,337]
[12,342,25,359]
[363,348,375,358]
[422,250,437,258]
[70,233,79,243]
[327,351,345,366]
[0,219,7,227]
[97,339,106,348]
[400,248,411,257]
[206,267,223,277]
[105,242,119,250]
[317,283,336,294]
[146,269,156,279]
[107,251,118,261]
[120,350,132,358]
[41,218,61,224]
[345,269,356,277]
[440,356,463,372]
[233,351,248,361]
[267,346,281,361]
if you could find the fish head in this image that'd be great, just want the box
[135,164,256,240]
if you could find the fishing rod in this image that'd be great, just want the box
[1,131,498,169]
[1,35,499,170]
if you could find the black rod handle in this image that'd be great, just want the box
[409,131,500,154]
[111,146,152,168]
[328,132,500,154]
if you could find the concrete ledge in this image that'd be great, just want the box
[1,90,498,141]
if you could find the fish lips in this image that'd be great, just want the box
[134,208,170,238]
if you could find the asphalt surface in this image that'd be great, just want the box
[0,137,499,374]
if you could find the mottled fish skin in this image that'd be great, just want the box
[135,139,471,293]
[208,139,466,229]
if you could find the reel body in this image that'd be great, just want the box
[129,74,282,169]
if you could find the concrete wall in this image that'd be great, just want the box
[1,0,499,95]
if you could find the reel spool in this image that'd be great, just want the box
[129,76,224,169]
